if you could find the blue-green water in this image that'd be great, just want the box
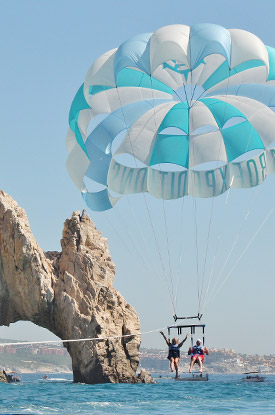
[0,373,274,414]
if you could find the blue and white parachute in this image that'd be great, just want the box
[66,24,275,211]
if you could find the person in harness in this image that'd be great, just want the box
[188,339,209,373]
[160,331,189,378]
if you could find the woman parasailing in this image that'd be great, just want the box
[160,331,189,378]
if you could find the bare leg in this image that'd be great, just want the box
[170,358,175,372]
[189,357,196,373]
[174,358,179,378]
[198,357,203,373]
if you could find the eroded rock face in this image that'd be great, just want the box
[0,190,142,384]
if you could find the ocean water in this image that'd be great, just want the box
[0,373,274,414]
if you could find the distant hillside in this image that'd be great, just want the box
[0,338,274,374]
[139,348,275,374]
[0,338,71,373]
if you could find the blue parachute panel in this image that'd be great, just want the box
[203,60,265,91]
[159,102,189,134]
[89,85,113,95]
[114,32,152,79]
[209,84,275,108]
[188,23,231,70]
[82,189,115,211]
[201,98,246,129]
[69,84,90,156]
[117,67,173,94]
[266,45,275,81]
[86,100,165,153]
[149,134,189,168]
[85,142,112,185]
[222,121,265,162]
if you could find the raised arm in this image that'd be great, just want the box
[178,333,189,348]
[188,346,193,355]
[204,347,209,355]
[160,331,170,346]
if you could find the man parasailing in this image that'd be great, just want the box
[188,339,209,373]
[160,331,189,378]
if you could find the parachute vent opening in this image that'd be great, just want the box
[159,127,187,135]
[192,125,218,135]
[173,85,206,105]
[222,117,246,129]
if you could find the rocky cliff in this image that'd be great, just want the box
[0,190,145,384]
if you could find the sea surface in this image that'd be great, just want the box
[0,373,274,414]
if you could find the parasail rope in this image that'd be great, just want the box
[204,203,275,308]
[0,327,169,347]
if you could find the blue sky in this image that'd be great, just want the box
[0,0,274,355]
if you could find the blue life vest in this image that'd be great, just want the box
[192,345,204,356]
[168,344,180,358]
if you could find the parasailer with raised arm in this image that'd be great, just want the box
[160,331,189,378]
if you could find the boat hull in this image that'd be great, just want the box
[175,373,208,382]
[242,376,265,382]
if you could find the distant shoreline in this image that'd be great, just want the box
[0,338,274,375]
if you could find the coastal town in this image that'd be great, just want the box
[0,339,274,375]
[139,348,275,374]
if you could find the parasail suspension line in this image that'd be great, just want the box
[149,75,177,314]
[114,86,177,316]
[204,203,275,308]
[202,72,271,311]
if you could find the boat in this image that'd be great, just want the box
[242,372,265,382]
[175,373,208,382]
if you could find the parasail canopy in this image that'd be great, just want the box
[66,23,275,212]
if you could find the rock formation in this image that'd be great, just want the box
[0,190,151,384]
[0,370,7,383]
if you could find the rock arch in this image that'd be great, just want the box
[0,191,141,384]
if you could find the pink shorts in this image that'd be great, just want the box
[192,354,204,363]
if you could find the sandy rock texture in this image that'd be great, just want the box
[0,190,146,384]
[0,370,7,383]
